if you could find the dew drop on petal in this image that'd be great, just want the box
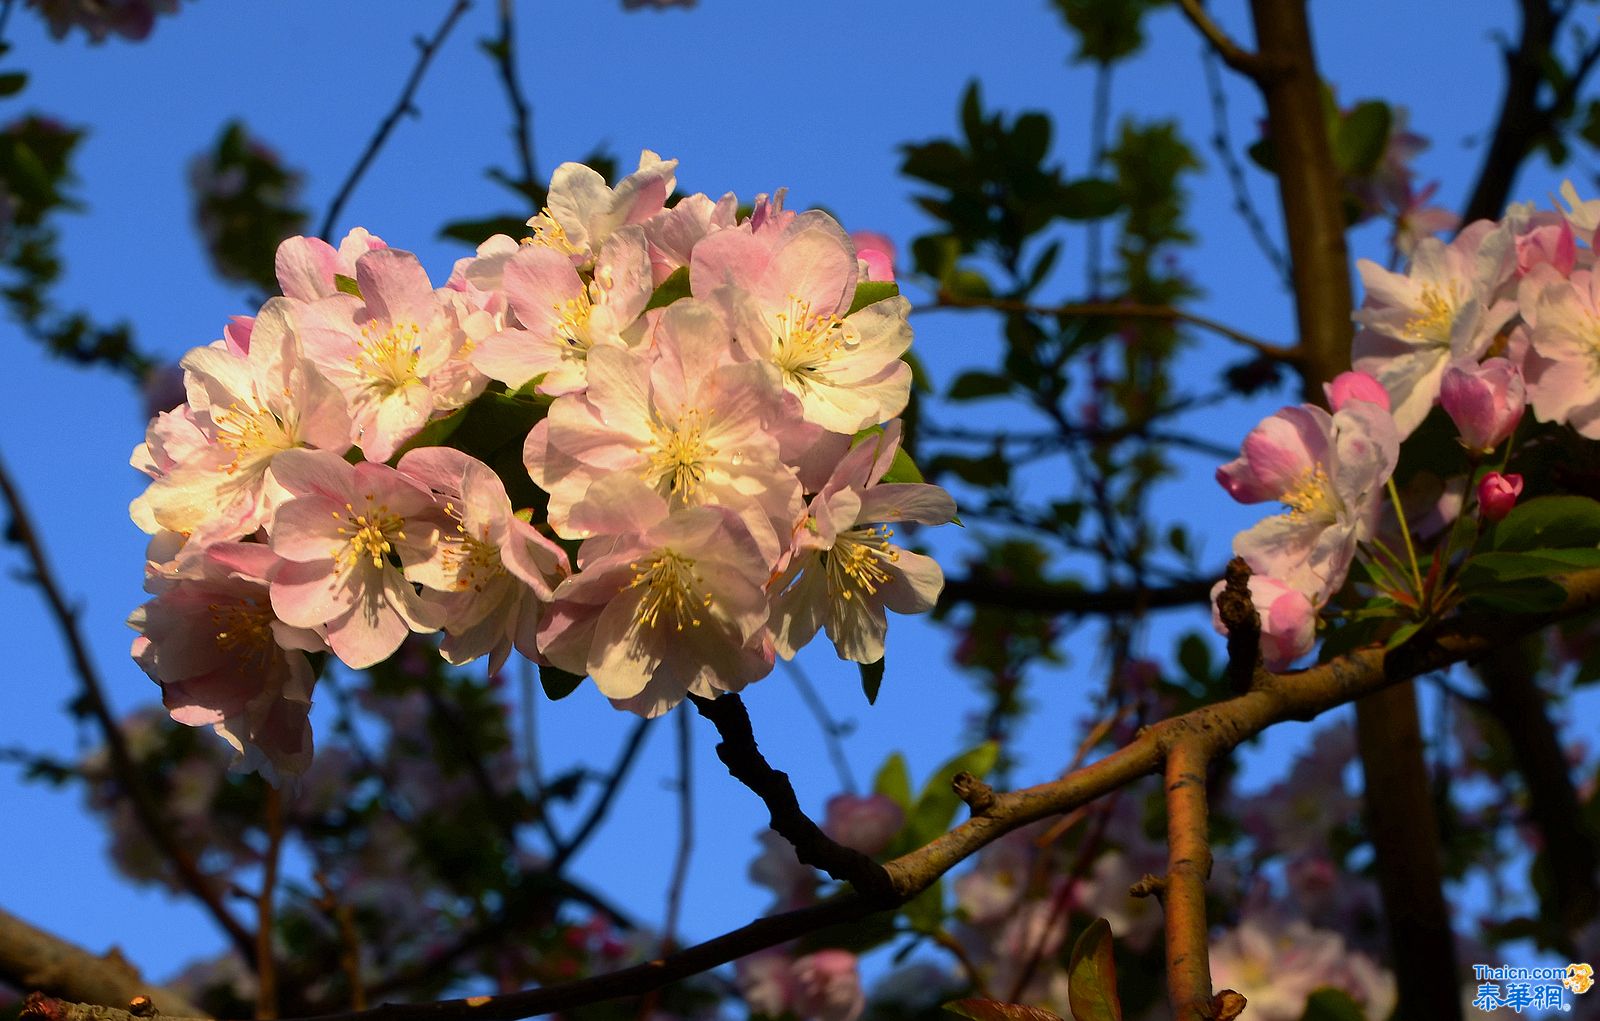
[730,449,744,466]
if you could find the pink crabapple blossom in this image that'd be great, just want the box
[1217,400,1400,607]
[1351,221,1517,436]
[535,474,776,718]
[396,446,571,674]
[693,209,914,433]
[770,422,956,664]
[267,449,447,669]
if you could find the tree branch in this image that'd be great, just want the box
[1174,0,1270,78]
[929,294,1297,364]
[0,453,257,964]
[317,0,473,240]
[689,694,895,903]
[1461,0,1561,225]
[0,910,208,1019]
[548,718,652,872]
[487,0,536,199]
[1161,742,1216,1021]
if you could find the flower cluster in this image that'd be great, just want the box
[1211,182,1600,668]
[129,152,956,780]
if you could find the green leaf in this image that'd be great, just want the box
[1457,549,1600,612]
[645,265,691,311]
[1296,988,1365,1021]
[1383,620,1423,651]
[944,268,993,300]
[948,371,1012,401]
[1491,494,1600,551]
[847,280,900,316]
[860,657,886,704]
[1177,633,1212,683]
[873,753,913,811]
[1056,177,1123,220]
[945,999,1064,1021]
[1332,101,1392,176]
[538,664,584,701]
[0,72,27,97]
[334,273,361,298]
[908,741,999,845]
[1066,918,1122,1021]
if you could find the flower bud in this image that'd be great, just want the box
[823,794,904,856]
[849,230,896,282]
[1324,371,1390,412]
[1478,472,1524,523]
[1440,358,1525,454]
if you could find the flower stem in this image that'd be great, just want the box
[1387,477,1425,597]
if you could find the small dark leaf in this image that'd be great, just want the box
[860,657,885,704]
[439,214,530,247]
[538,664,584,701]
[1491,494,1600,551]
[947,371,1012,401]
[645,265,691,311]
[0,72,27,97]
[1332,101,1392,176]
[1056,177,1123,220]
[334,273,361,297]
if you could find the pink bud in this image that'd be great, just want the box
[849,230,896,282]
[1324,371,1390,412]
[1439,358,1525,454]
[1478,472,1524,523]
[822,794,904,856]
[792,951,864,1021]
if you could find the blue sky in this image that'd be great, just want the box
[0,0,1568,993]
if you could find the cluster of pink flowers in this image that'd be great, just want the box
[1211,181,1600,668]
[128,152,956,780]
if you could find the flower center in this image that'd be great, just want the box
[1401,286,1455,345]
[553,291,596,356]
[441,504,503,592]
[523,209,582,257]
[212,401,294,475]
[629,551,710,631]
[208,599,275,658]
[1281,466,1335,520]
[771,295,855,388]
[645,407,717,499]
[825,525,899,600]
[333,497,407,570]
[355,320,423,395]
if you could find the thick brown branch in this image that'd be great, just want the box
[1461,0,1560,225]
[690,694,896,903]
[930,294,1297,363]
[1162,743,1215,1021]
[0,455,256,964]
[0,911,208,1019]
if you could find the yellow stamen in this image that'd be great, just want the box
[629,552,711,631]
[825,525,899,601]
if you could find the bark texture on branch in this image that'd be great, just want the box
[0,909,208,1019]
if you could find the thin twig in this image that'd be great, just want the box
[489,0,537,198]
[1201,46,1291,285]
[317,0,473,240]
[690,694,895,901]
[783,660,857,794]
[549,718,652,871]
[927,293,1298,363]
[1174,0,1268,77]
[0,0,18,48]
[0,453,257,965]
[663,711,694,949]
[257,786,285,1020]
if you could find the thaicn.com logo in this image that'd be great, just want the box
[1470,963,1592,1013]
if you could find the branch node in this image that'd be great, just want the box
[126,998,156,1018]
[951,771,996,816]
[1211,989,1248,1021]
[1217,557,1262,692]
[1129,873,1167,899]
